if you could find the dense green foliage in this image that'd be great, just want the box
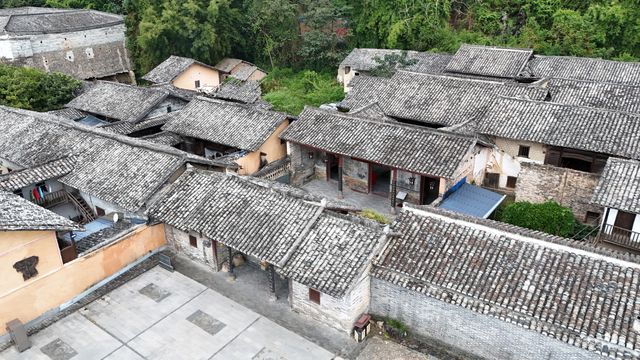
[260,68,343,115]
[499,200,576,237]
[5,0,640,112]
[0,65,80,112]
[351,0,640,61]
[7,0,640,72]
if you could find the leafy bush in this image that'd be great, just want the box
[261,68,344,115]
[499,201,576,237]
[359,209,391,224]
[0,65,81,112]
[383,317,408,339]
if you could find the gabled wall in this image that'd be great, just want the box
[172,63,220,90]
[235,120,289,175]
[290,274,370,333]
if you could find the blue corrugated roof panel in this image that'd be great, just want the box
[439,183,506,218]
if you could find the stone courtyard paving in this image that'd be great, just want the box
[0,266,334,360]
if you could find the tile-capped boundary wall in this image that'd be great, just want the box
[0,224,166,336]
[370,278,606,360]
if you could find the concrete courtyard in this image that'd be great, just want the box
[1,267,334,360]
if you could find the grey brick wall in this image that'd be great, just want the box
[370,278,606,360]
[515,162,603,223]
[290,275,370,333]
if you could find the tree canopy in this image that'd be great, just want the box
[0,65,81,112]
[7,0,640,73]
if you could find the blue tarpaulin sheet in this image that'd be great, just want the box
[439,183,506,218]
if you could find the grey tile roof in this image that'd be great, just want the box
[139,131,183,147]
[0,106,209,212]
[142,56,214,84]
[373,205,640,358]
[100,113,174,135]
[0,8,123,35]
[147,169,321,264]
[162,97,287,151]
[405,53,453,74]
[0,156,76,192]
[476,97,640,159]
[280,107,477,178]
[280,212,384,297]
[148,168,384,296]
[210,80,262,104]
[529,55,640,85]
[445,44,533,78]
[214,58,244,73]
[230,65,259,81]
[545,78,640,113]
[340,48,439,71]
[66,81,167,122]
[46,108,86,121]
[0,191,82,231]
[592,158,640,214]
[343,71,549,126]
[148,83,199,101]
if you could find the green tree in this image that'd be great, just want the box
[0,65,80,112]
[135,0,246,74]
[246,0,298,68]
[297,0,351,71]
[368,51,418,77]
[44,0,123,13]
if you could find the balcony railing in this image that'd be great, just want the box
[599,224,640,251]
[33,189,68,208]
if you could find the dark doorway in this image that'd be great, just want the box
[561,157,592,173]
[420,176,440,205]
[326,153,339,181]
[370,164,391,195]
[614,211,636,238]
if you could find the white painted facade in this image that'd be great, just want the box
[0,25,125,60]
[601,208,640,235]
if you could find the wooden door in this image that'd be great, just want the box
[420,176,440,205]
[614,211,636,238]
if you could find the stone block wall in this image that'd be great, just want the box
[370,278,604,360]
[290,275,370,333]
[288,143,317,185]
[515,162,602,223]
[343,157,369,193]
[164,225,219,270]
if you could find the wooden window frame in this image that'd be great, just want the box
[309,288,321,305]
[484,173,500,189]
[506,176,518,189]
[518,145,530,158]
[194,80,201,88]
[189,235,198,248]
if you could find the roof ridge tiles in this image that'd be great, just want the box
[5,106,211,165]
[496,94,640,117]
[402,204,640,266]
[307,106,479,141]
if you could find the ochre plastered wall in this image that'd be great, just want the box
[0,231,63,296]
[0,224,166,335]
[235,120,289,175]
[172,63,220,90]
